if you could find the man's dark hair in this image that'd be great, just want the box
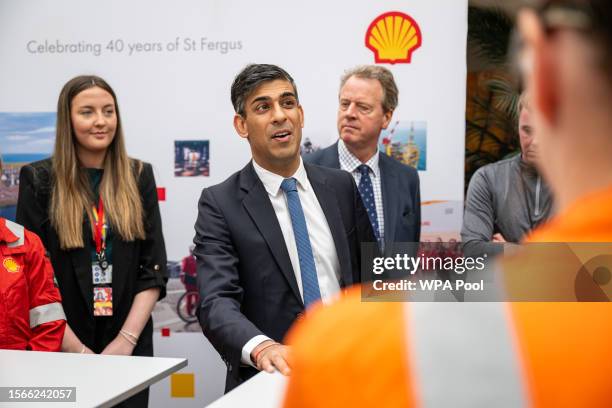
[231,64,299,116]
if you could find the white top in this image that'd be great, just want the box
[241,158,341,367]
[337,139,385,241]
[0,349,186,408]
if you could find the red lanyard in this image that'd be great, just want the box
[92,197,106,255]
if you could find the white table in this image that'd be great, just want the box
[206,371,287,408]
[0,350,186,408]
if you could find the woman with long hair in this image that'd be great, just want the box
[17,75,167,407]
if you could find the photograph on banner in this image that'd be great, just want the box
[300,137,321,155]
[0,112,55,221]
[379,120,427,171]
[174,140,210,177]
[420,200,463,242]
[152,245,201,334]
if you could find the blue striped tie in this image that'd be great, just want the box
[357,164,381,244]
[280,178,321,308]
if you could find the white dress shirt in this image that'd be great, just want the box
[337,139,385,241]
[241,157,341,367]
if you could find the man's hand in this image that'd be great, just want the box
[251,340,291,376]
[492,233,507,243]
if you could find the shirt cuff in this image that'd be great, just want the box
[241,335,272,368]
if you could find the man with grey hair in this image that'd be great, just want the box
[194,63,374,391]
[305,65,421,248]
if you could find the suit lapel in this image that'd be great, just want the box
[305,164,353,287]
[240,163,304,306]
[325,142,341,168]
[379,153,399,245]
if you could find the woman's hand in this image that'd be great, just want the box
[81,344,95,354]
[101,334,135,356]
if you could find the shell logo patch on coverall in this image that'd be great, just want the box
[2,257,21,273]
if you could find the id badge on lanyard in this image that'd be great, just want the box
[92,196,113,316]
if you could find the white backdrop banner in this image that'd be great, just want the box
[0,0,467,258]
[0,1,467,405]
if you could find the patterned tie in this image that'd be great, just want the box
[280,178,322,308]
[357,164,381,244]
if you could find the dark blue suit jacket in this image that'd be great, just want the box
[194,161,374,391]
[304,142,421,245]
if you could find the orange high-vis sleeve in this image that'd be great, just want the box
[511,303,612,408]
[284,286,415,408]
[514,186,612,407]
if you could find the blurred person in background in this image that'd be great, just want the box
[461,91,554,257]
[180,245,198,316]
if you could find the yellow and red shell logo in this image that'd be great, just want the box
[3,257,21,273]
[365,11,422,64]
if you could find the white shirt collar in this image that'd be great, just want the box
[252,157,309,197]
[337,139,380,177]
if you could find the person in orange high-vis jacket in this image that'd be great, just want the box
[283,1,612,406]
[284,287,612,407]
[0,216,66,351]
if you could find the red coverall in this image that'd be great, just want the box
[0,217,66,351]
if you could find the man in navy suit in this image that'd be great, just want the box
[194,64,374,391]
[305,65,420,249]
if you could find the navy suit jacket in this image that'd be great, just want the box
[193,161,374,391]
[304,142,421,245]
